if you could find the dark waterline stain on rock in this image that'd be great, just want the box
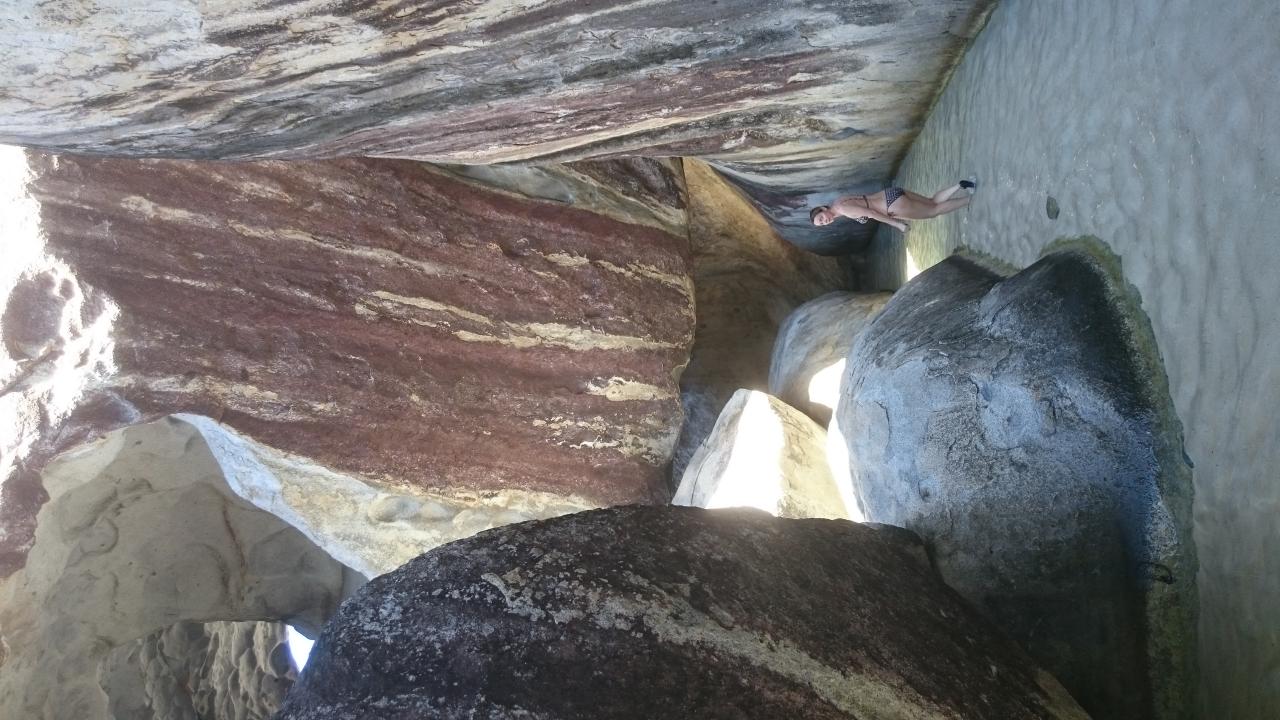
[833,1,907,26]
[564,43,698,84]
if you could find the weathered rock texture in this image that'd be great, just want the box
[768,291,892,425]
[101,620,296,720]
[0,418,359,720]
[674,390,854,521]
[674,159,844,480]
[837,250,1196,719]
[278,506,1087,720]
[0,150,695,575]
[0,1,995,251]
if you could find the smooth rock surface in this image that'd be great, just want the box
[0,1,994,251]
[768,291,892,425]
[0,150,694,575]
[868,2,1279,715]
[673,389,854,520]
[673,159,844,480]
[838,249,1195,719]
[278,506,1088,720]
[101,620,295,720]
[0,418,359,720]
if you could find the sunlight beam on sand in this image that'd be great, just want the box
[703,391,787,512]
[807,359,845,413]
[904,246,922,281]
[825,415,865,522]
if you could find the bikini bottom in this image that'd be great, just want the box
[884,186,905,209]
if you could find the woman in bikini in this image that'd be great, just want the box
[809,178,977,232]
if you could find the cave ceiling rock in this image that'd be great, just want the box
[0,0,998,251]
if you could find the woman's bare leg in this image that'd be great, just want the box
[890,193,969,219]
[931,183,965,203]
[930,196,970,215]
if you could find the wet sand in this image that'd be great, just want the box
[867,1,1280,716]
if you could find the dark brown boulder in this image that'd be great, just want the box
[277,506,1088,719]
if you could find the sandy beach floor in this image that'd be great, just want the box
[867,1,1280,716]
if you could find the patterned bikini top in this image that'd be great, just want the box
[854,195,871,224]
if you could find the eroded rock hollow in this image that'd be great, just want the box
[0,417,358,719]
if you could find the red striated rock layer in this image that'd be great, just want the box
[0,153,694,575]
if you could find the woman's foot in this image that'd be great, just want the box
[960,175,978,193]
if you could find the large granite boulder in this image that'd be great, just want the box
[673,389,854,520]
[278,506,1087,720]
[0,151,694,576]
[768,291,892,425]
[673,160,844,480]
[0,1,996,251]
[836,249,1196,719]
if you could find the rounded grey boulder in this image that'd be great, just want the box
[837,248,1196,719]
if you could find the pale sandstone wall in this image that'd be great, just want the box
[0,418,353,720]
[674,159,845,480]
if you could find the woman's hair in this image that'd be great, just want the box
[809,206,830,224]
